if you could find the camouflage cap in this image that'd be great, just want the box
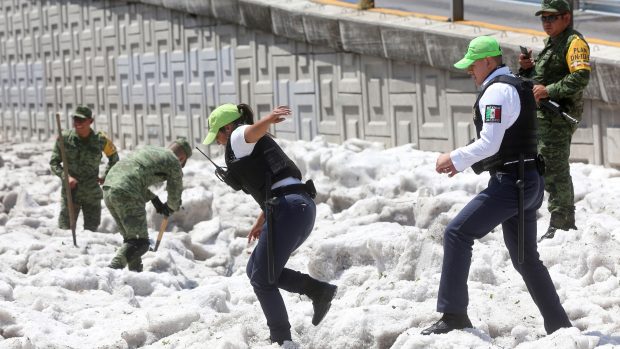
[535,0,571,16]
[174,137,193,158]
[72,105,93,119]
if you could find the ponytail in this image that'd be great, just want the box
[236,103,255,126]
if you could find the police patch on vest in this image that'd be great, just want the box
[485,105,502,123]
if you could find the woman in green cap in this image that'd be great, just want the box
[203,103,337,346]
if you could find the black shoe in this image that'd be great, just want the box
[421,313,473,335]
[311,284,337,326]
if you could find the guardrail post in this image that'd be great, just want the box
[451,0,464,21]
[358,0,374,10]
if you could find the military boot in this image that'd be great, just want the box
[108,244,129,269]
[125,238,150,272]
[127,258,143,272]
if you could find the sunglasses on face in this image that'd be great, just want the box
[73,117,90,123]
[540,13,565,23]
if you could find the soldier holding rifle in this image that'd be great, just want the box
[519,0,591,240]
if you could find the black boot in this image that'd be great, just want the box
[421,313,473,335]
[125,238,150,272]
[307,282,337,326]
[271,336,292,346]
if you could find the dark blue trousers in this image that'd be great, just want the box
[437,169,571,334]
[246,192,316,343]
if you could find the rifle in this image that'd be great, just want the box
[518,75,579,125]
[55,113,78,247]
[538,99,579,125]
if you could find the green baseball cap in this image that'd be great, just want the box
[174,137,193,158]
[202,104,241,145]
[535,0,571,15]
[454,36,502,70]
[72,105,93,119]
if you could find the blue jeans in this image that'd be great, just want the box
[246,192,316,343]
[437,170,571,334]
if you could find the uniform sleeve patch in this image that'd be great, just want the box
[566,37,591,73]
[103,137,117,156]
[484,105,502,123]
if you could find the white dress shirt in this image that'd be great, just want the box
[450,66,522,172]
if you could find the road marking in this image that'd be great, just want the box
[311,0,620,48]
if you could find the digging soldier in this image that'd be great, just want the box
[519,0,591,240]
[50,105,119,232]
[103,139,192,272]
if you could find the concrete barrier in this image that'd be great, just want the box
[0,0,618,167]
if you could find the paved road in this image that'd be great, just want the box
[342,0,620,43]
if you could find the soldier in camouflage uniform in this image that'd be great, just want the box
[103,139,192,272]
[518,0,590,240]
[50,105,119,232]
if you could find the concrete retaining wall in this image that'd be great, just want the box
[1,0,619,166]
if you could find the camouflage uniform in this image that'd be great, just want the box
[50,124,119,232]
[520,7,591,231]
[103,145,185,272]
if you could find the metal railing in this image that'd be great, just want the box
[357,0,465,21]
[580,0,620,13]
[356,0,620,17]
[518,0,620,13]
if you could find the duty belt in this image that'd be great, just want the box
[271,180,317,199]
[497,158,537,173]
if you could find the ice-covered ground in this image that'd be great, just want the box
[0,137,618,349]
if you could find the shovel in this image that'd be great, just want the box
[150,216,169,252]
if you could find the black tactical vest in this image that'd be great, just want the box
[472,74,538,173]
[225,134,302,209]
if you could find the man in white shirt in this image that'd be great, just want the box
[422,36,571,336]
